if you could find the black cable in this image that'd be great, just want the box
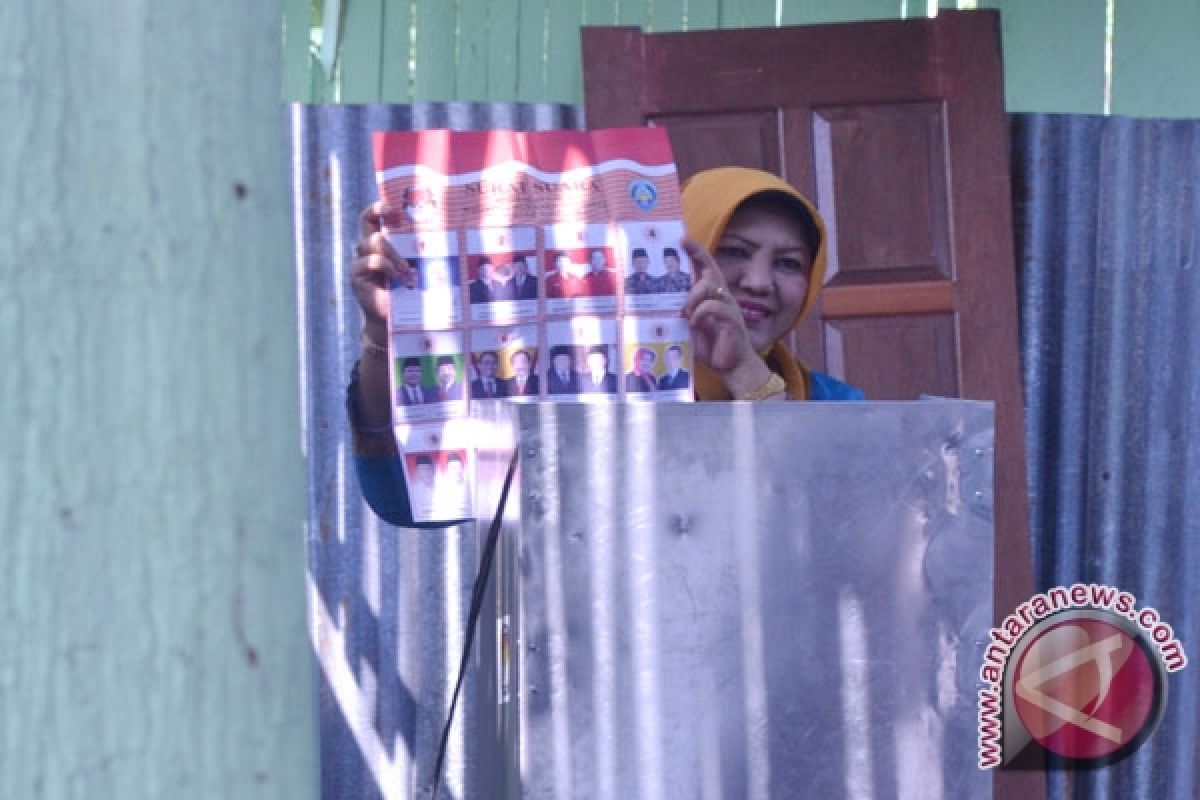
[429,449,520,800]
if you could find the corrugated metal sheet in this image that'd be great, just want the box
[497,400,994,799]
[1012,113,1200,798]
[290,103,584,800]
[292,107,1200,798]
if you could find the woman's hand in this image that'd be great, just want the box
[347,203,417,435]
[680,239,773,397]
[350,202,415,343]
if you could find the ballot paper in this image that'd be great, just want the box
[373,127,694,522]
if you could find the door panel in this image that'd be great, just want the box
[812,102,952,280]
[826,313,960,400]
[654,111,782,179]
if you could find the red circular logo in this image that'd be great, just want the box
[1012,617,1159,761]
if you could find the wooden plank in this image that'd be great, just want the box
[381,0,414,101]
[983,0,1106,113]
[282,0,316,101]
[311,55,333,102]
[338,0,384,101]
[718,0,776,28]
[5,1,318,797]
[516,0,548,101]
[686,0,721,29]
[457,0,492,100]
[780,0,898,25]
[615,0,651,27]
[650,0,688,32]
[546,0,585,102]
[822,281,955,318]
[412,0,458,100]
[313,0,342,101]
[582,0,617,26]
[1111,0,1200,117]
[480,0,521,100]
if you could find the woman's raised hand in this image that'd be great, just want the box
[350,202,414,340]
[680,239,772,396]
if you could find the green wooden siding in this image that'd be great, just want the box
[339,0,385,101]
[381,0,416,101]
[780,0,902,26]
[289,0,1200,117]
[5,1,317,797]
[1111,0,1200,118]
[984,0,1108,115]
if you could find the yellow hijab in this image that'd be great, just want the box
[681,167,829,401]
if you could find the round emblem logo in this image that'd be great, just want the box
[629,179,658,211]
[1012,614,1165,764]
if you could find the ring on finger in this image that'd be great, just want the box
[711,285,727,301]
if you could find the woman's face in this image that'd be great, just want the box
[713,198,812,352]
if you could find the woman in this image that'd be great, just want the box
[679,167,862,402]
[625,347,660,393]
[346,167,862,525]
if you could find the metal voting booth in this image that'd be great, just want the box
[467,400,994,799]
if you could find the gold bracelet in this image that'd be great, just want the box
[361,333,388,360]
[737,372,786,401]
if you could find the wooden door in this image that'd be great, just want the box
[584,11,1041,796]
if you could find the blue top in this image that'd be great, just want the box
[809,370,866,402]
[354,369,864,528]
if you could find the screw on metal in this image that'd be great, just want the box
[668,513,692,536]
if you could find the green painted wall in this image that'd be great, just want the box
[2,1,318,797]
[287,0,1200,117]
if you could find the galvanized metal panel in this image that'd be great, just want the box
[1012,113,1200,800]
[499,401,994,799]
[290,103,583,800]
